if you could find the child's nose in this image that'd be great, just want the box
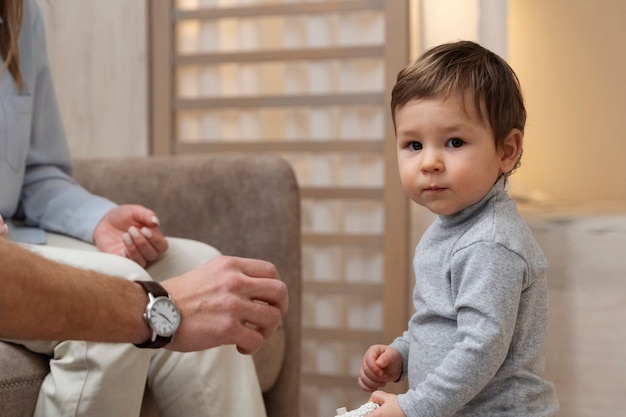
[420,149,444,173]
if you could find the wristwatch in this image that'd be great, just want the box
[134,281,181,349]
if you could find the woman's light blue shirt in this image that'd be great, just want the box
[0,0,116,243]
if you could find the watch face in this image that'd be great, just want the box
[147,297,181,337]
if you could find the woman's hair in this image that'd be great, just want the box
[0,0,25,89]
[391,40,526,151]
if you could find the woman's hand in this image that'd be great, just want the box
[93,205,168,267]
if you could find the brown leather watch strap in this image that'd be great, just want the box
[134,281,173,349]
[135,335,170,349]
[136,280,168,298]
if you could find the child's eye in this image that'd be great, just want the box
[446,138,464,148]
[408,141,422,151]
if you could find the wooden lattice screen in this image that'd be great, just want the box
[148,1,411,415]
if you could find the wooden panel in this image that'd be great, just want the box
[381,0,411,396]
[175,0,384,20]
[382,0,411,344]
[175,93,384,110]
[177,46,385,65]
[174,140,383,153]
[303,282,382,297]
[149,0,175,155]
[301,234,382,247]
[300,187,382,200]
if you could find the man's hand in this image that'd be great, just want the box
[94,205,168,267]
[161,256,289,354]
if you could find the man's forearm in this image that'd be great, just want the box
[0,239,150,343]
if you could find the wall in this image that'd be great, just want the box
[418,0,506,55]
[418,0,480,50]
[508,2,626,415]
[508,0,626,204]
[37,0,148,158]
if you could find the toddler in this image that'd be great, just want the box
[358,41,559,417]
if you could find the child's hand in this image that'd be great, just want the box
[0,215,8,239]
[368,391,405,417]
[358,344,403,392]
[93,205,168,267]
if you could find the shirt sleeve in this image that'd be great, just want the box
[397,242,526,417]
[18,1,116,242]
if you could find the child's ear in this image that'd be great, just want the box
[499,129,523,174]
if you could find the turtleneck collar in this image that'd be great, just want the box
[437,176,508,228]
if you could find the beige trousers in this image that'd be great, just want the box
[16,234,266,417]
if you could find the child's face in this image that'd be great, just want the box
[395,93,509,216]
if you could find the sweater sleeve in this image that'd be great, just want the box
[390,329,411,381]
[397,242,526,417]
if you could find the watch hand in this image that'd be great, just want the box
[157,313,174,325]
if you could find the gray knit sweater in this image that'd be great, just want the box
[390,178,559,417]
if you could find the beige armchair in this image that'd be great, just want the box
[0,154,301,417]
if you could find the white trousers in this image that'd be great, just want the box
[15,234,267,417]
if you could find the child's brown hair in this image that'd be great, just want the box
[391,41,526,157]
